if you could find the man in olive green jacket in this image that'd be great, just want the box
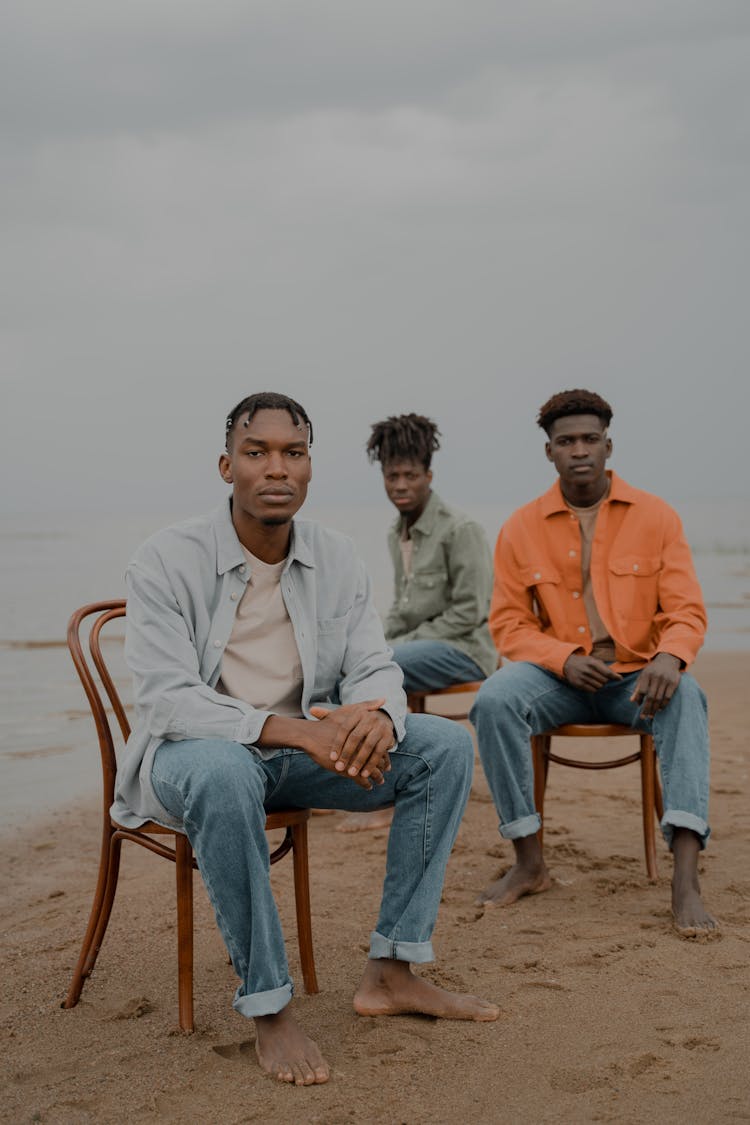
[372,414,496,693]
[338,413,495,834]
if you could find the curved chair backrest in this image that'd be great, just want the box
[67,600,129,808]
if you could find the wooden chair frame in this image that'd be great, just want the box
[62,600,318,1032]
[531,724,664,881]
[406,680,484,721]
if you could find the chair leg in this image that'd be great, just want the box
[63,823,120,1009]
[175,833,195,1033]
[291,820,319,995]
[407,693,426,714]
[531,735,550,849]
[640,734,659,882]
[654,762,664,822]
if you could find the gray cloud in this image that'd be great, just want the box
[1,1,749,518]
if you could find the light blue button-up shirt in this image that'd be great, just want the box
[112,499,406,828]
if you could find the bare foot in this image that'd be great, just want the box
[353,959,499,1022]
[477,861,553,906]
[337,807,394,833]
[254,1007,330,1085]
[671,827,719,940]
[672,875,719,940]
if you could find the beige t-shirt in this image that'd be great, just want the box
[399,520,414,579]
[218,545,304,718]
[567,488,616,663]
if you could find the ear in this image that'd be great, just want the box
[545,440,554,462]
[605,436,613,461]
[218,452,233,484]
[426,468,433,485]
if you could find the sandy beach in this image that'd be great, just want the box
[1,650,748,1124]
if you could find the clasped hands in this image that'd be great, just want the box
[563,651,682,718]
[307,699,395,790]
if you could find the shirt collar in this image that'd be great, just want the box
[540,471,637,519]
[212,498,315,574]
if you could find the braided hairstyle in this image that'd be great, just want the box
[225,392,313,450]
[366,413,441,470]
[537,389,613,435]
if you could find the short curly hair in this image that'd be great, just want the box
[537,389,613,435]
[225,392,313,450]
[366,413,441,470]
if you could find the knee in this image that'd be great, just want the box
[186,742,266,813]
[403,715,473,779]
[434,720,474,784]
[671,673,708,715]
[471,667,525,724]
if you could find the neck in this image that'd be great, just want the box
[403,491,431,529]
[232,511,292,564]
[560,476,609,509]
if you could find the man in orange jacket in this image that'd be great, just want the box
[470,389,717,937]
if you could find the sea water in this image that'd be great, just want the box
[1,498,748,829]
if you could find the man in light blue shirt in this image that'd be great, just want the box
[115,393,498,1087]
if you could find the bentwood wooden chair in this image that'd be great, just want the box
[531,725,664,881]
[62,600,318,1033]
[406,681,484,721]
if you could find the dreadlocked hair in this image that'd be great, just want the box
[225,392,313,449]
[366,413,442,470]
[537,389,613,435]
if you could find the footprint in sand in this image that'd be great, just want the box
[212,1040,254,1060]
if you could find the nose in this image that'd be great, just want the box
[265,451,288,477]
[571,440,589,458]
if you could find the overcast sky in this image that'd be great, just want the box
[2,0,749,520]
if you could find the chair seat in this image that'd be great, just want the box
[544,723,638,738]
[407,681,484,719]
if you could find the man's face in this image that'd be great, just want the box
[382,458,432,519]
[219,409,312,527]
[545,413,612,492]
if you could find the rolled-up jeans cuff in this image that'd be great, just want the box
[368,930,434,964]
[661,811,710,851]
[499,813,541,840]
[232,982,292,1019]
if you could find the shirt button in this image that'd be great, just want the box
[533,571,541,580]
[578,626,586,634]
[230,592,238,601]
[633,563,639,572]
[572,591,580,599]
[239,564,246,574]
[213,639,222,648]
[569,550,576,558]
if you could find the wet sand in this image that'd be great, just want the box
[1,651,748,1123]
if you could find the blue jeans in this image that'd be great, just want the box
[470,662,710,850]
[390,639,486,694]
[151,714,473,1019]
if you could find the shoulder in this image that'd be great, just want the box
[429,493,485,538]
[612,477,683,528]
[131,510,217,569]
[501,492,549,536]
[293,519,360,564]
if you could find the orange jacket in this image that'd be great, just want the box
[490,472,706,675]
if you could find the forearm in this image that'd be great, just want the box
[495,622,580,676]
[256,714,315,753]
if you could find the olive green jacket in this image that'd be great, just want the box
[384,491,496,678]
